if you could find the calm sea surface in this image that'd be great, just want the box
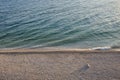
[0,0,120,49]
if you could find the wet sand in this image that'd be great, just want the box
[0,49,120,80]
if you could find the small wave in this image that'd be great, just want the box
[28,45,45,49]
[91,46,111,50]
[91,45,120,50]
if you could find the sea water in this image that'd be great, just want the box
[0,0,120,49]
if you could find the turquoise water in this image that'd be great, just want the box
[0,0,120,49]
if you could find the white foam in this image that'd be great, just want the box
[91,46,111,50]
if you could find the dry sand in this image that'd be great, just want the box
[0,48,120,80]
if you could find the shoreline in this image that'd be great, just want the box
[0,47,120,53]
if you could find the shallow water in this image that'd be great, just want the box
[0,0,120,49]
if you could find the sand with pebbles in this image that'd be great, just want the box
[0,48,120,80]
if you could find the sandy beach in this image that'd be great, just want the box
[0,48,120,80]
